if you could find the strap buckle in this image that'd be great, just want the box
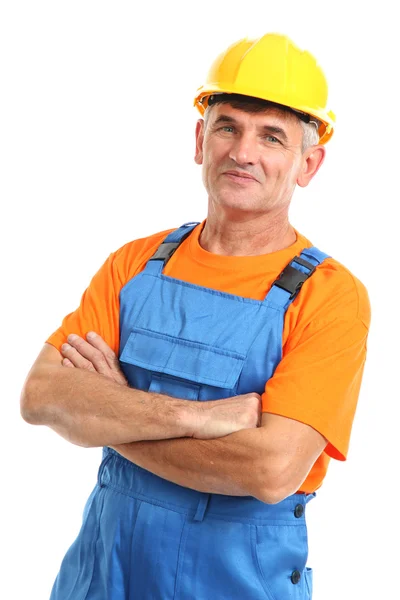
[272,257,316,300]
[149,242,180,262]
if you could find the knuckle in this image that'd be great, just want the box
[92,349,106,365]
[72,337,85,350]
[82,360,94,370]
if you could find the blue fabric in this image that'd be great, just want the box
[50,225,329,599]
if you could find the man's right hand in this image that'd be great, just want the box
[193,393,262,439]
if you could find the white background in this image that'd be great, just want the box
[1,1,398,599]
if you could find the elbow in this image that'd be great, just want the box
[20,375,89,448]
[20,374,47,424]
[20,368,94,449]
[252,480,290,505]
[250,460,297,505]
[256,486,292,505]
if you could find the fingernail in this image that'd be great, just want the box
[61,343,71,351]
[87,332,96,339]
[67,334,78,342]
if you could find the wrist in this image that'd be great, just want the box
[172,398,205,439]
[146,392,202,439]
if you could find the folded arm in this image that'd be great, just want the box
[51,332,326,503]
[116,311,369,503]
[111,412,327,504]
[20,338,260,448]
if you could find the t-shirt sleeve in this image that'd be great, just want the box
[262,282,371,461]
[46,250,123,355]
[45,228,176,355]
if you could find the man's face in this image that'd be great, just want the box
[195,103,308,216]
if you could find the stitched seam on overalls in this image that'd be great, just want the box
[118,272,160,344]
[153,509,168,589]
[126,500,143,600]
[173,520,191,599]
[124,328,245,387]
[205,513,302,526]
[250,525,278,600]
[97,450,113,485]
[304,567,312,597]
[129,326,246,360]
[143,272,283,311]
[95,483,301,527]
[101,482,193,515]
[122,357,241,387]
[81,488,107,600]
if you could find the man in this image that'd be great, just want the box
[21,33,370,599]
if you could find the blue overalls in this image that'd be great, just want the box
[50,223,329,600]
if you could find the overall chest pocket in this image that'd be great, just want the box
[119,327,246,401]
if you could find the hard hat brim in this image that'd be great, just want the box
[194,87,335,145]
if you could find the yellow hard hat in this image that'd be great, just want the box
[194,33,336,144]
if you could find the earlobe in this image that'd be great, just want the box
[194,119,204,165]
[195,150,203,165]
[297,146,326,188]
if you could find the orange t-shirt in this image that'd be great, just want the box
[47,222,371,493]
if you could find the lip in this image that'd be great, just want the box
[223,170,258,183]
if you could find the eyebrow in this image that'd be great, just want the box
[212,114,289,143]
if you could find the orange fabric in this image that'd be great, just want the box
[47,222,370,493]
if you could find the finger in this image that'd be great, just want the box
[86,332,119,368]
[62,357,75,368]
[66,334,110,375]
[61,342,96,372]
[86,332,127,384]
[86,331,128,385]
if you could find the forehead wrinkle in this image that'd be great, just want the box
[212,114,237,126]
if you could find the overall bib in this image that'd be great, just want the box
[50,223,329,600]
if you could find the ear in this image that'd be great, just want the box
[297,146,326,188]
[194,119,205,165]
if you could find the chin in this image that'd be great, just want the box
[213,190,260,212]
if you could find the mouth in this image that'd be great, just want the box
[223,170,258,183]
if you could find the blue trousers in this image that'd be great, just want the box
[50,448,315,599]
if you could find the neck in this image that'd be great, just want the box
[199,209,297,257]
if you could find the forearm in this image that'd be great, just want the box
[21,365,196,447]
[112,426,271,500]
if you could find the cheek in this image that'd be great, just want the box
[204,139,230,165]
[201,149,216,187]
[203,149,222,180]
[262,155,298,182]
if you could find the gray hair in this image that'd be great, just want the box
[203,100,321,153]
[300,119,321,152]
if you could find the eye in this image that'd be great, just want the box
[221,126,235,133]
[265,135,280,144]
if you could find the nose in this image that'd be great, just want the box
[228,133,259,166]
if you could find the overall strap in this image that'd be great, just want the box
[144,222,200,275]
[265,246,330,309]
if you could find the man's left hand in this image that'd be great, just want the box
[60,332,128,386]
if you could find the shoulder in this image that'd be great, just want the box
[317,256,371,329]
[109,226,177,285]
[293,231,371,330]
[113,226,176,262]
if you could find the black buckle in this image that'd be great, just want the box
[272,257,316,300]
[148,226,197,265]
[149,242,180,262]
[291,256,316,271]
